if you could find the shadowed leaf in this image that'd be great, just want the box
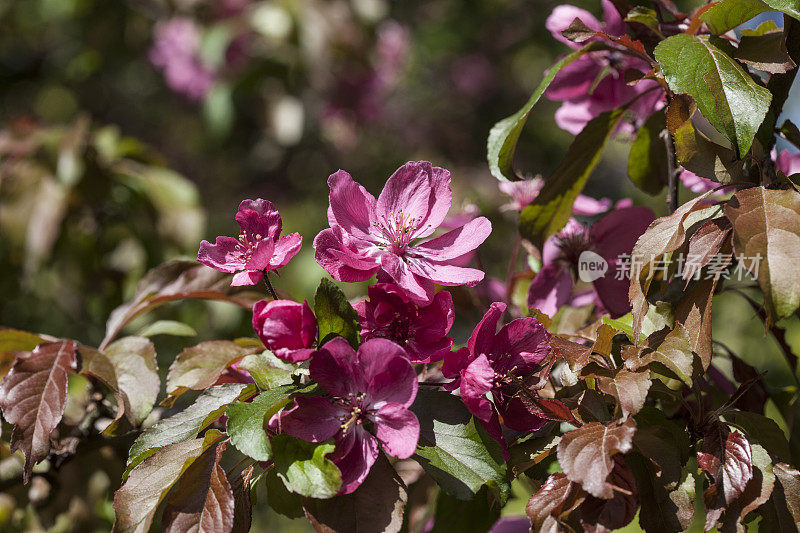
[698,423,753,512]
[624,323,696,386]
[229,465,254,533]
[162,442,235,533]
[628,110,668,195]
[736,23,797,73]
[302,455,407,533]
[314,278,360,348]
[579,458,639,532]
[0,340,77,483]
[526,473,585,533]
[582,363,651,418]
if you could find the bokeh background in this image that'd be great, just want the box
[2,0,800,531]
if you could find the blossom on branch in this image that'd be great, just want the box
[197,199,302,286]
[314,161,492,304]
[274,337,420,494]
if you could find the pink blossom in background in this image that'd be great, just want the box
[149,18,215,101]
[273,337,419,494]
[527,207,655,318]
[499,178,612,214]
[198,199,302,286]
[252,299,317,362]
[775,148,800,175]
[442,302,552,444]
[545,0,663,135]
[451,53,495,99]
[314,161,492,304]
[354,283,454,363]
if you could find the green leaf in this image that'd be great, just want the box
[624,323,697,386]
[79,337,159,434]
[519,107,630,247]
[655,33,771,157]
[625,6,661,32]
[126,383,254,478]
[264,469,304,519]
[271,435,342,499]
[226,385,296,461]
[0,329,45,380]
[136,320,197,338]
[628,110,667,195]
[112,430,225,533]
[410,389,509,501]
[237,351,295,390]
[314,278,360,348]
[165,340,254,405]
[724,186,800,323]
[702,0,800,34]
[486,41,610,181]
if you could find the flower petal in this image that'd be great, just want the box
[310,337,358,398]
[236,199,282,239]
[327,170,378,241]
[245,238,275,271]
[380,253,435,304]
[404,260,485,287]
[414,165,452,239]
[460,354,496,422]
[495,317,552,373]
[442,346,471,381]
[269,232,302,269]
[468,302,505,357]
[497,396,547,433]
[278,397,346,442]
[376,161,435,226]
[367,353,418,408]
[601,0,625,36]
[314,227,380,283]
[526,262,573,317]
[371,403,420,459]
[197,236,245,273]
[333,426,379,494]
[546,4,602,47]
[413,217,492,261]
[231,270,263,286]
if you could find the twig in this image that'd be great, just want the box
[264,272,279,300]
[662,128,679,213]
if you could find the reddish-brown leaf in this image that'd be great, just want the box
[580,457,639,533]
[624,322,696,386]
[683,217,733,283]
[724,187,800,324]
[112,430,225,533]
[517,394,578,425]
[101,260,261,350]
[557,418,637,499]
[526,473,585,533]
[162,442,235,533]
[0,340,78,483]
[582,363,651,418]
[164,341,255,406]
[229,465,254,533]
[719,444,774,532]
[629,191,716,342]
[772,462,800,525]
[697,423,753,506]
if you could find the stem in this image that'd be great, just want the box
[505,233,522,302]
[264,272,279,300]
[662,129,679,213]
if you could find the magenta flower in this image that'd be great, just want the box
[354,283,454,364]
[198,199,302,286]
[149,18,215,101]
[274,337,420,494]
[442,302,552,441]
[499,178,612,214]
[527,207,655,318]
[545,1,663,135]
[252,299,317,362]
[314,161,492,304]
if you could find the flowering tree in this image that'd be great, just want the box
[3,1,800,532]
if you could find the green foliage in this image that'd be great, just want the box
[271,435,342,499]
[226,385,297,462]
[313,278,360,348]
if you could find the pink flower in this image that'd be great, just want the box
[149,18,215,101]
[442,302,552,442]
[499,178,612,214]
[198,199,302,286]
[314,161,492,304]
[252,299,317,362]
[527,207,655,318]
[354,283,454,364]
[274,337,419,494]
[545,1,663,135]
[775,148,800,175]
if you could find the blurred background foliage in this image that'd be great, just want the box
[3,0,800,531]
